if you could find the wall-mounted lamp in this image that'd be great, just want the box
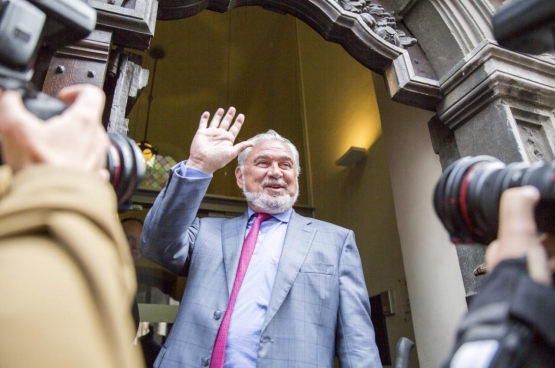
[335,146,367,166]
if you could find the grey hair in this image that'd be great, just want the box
[237,130,301,176]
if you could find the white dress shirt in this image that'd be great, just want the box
[225,208,291,367]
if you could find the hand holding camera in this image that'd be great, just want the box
[434,156,555,283]
[0,84,109,179]
[488,186,555,285]
[443,184,555,368]
[0,0,145,209]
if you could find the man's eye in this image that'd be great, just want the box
[256,161,269,167]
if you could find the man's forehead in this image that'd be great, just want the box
[249,140,294,159]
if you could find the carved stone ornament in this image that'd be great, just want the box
[84,0,158,50]
[337,0,416,48]
[153,0,440,111]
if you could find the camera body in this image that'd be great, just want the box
[0,0,145,208]
[0,0,96,119]
[492,0,555,55]
[434,156,555,245]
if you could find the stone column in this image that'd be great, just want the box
[432,39,555,298]
[36,0,157,135]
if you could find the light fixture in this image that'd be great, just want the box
[335,146,367,166]
[138,46,165,163]
[137,46,177,190]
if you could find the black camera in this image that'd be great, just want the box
[0,0,145,208]
[434,156,555,245]
[492,0,555,55]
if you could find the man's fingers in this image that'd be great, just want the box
[218,107,237,130]
[198,111,210,130]
[233,141,254,156]
[228,113,245,137]
[199,107,241,131]
[208,108,225,128]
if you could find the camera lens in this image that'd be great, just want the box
[106,134,145,209]
[433,156,555,245]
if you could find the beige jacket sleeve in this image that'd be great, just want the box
[0,165,145,368]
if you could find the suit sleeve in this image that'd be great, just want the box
[140,162,212,276]
[335,230,383,367]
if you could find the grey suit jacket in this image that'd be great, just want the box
[140,166,382,368]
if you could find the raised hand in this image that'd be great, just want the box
[186,107,252,174]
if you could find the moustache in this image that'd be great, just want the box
[262,179,288,189]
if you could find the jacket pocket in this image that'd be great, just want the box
[299,263,335,275]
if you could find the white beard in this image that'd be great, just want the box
[242,180,299,214]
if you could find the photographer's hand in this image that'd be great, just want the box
[486,186,555,285]
[0,85,109,179]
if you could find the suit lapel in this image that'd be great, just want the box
[222,212,250,296]
[262,212,316,330]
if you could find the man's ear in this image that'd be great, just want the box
[235,166,243,189]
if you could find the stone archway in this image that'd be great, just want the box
[156,0,441,111]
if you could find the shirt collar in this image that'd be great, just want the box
[247,207,293,224]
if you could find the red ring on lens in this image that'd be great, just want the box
[110,142,122,187]
[460,165,478,238]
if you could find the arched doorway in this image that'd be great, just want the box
[126,7,423,366]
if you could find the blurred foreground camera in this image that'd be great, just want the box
[434,156,555,245]
[492,0,555,55]
[0,0,145,208]
[0,0,95,119]
[107,134,145,209]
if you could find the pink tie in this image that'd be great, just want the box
[210,213,272,368]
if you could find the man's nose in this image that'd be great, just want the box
[268,162,283,177]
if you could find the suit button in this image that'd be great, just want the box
[213,311,222,320]
[201,357,210,366]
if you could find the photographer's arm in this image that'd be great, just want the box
[0,85,144,368]
[444,187,555,368]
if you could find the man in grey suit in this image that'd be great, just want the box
[140,107,382,368]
